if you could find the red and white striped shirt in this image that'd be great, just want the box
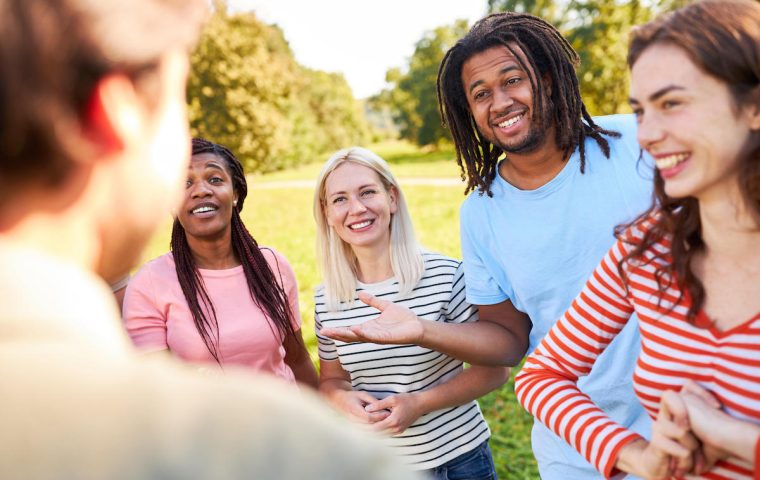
[515,215,760,479]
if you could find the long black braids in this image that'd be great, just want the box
[171,137,297,365]
[438,11,620,196]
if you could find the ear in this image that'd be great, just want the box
[388,186,398,215]
[82,74,146,163]
[542,73,553,98]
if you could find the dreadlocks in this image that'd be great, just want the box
[171,137,296,365]
[438,11,620,196]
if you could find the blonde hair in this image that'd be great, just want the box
[314,147,424,311]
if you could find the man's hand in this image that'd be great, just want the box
[319,291,425,345]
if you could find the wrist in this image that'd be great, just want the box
[614,438,648,477]
[717,417,760,463]
[403,392,426,418]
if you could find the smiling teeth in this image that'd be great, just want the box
[349,220,372,230]
[498,114,524,128]
[655,153,689,170]
[192,206,217,214]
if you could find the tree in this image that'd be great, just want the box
[188,2,368,173]
[371,20,470,147]
[487,0,689,115]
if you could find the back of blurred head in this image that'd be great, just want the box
[0,0,206,279]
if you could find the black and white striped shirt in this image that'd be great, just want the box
[315,253,490,470]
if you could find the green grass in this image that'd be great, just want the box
[250,140,464,183]
[138,144,538,479]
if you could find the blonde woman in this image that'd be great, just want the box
[313,147,507,478]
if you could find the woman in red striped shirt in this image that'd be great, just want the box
[515,1,760,478]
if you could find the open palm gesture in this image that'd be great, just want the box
[318,291,425,345]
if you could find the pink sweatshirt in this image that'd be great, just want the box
[123,248,300,384]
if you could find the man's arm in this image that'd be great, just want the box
[319,293,530,367]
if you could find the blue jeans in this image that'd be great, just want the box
[426,441,497,480]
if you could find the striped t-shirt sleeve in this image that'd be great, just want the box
[314,307,339,361]
[515,239,640,478]
[445,263,478,324]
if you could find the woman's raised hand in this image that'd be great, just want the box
[319,292,425,345]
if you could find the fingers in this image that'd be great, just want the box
[355,391,380,405]
[656,392,699,476]
[357,291,390,311]
[680,380,721,409]
[372,412,406,435]
[318,326,360,342]
[660,390,689,429]
[365,397,392,412]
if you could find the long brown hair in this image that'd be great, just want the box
[437,12,619,196]
[618,0,760,321]
[172,138,297,364]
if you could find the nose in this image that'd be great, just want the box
[348,196,367,215]
[492,86,514,114]
[189,180,212,199]
[636,112,666,152]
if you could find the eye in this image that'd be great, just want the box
[631,107,644,122]
[361,189,377,197]
[506,76,521,86]
[473,90,489,101]
[185,179,193,188]
[662,99,680,110]
[209,176,223,184]
[331,196,346,204]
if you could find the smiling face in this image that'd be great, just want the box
[461,44,550,155]
[177,152,238,241]
[630,43,760,201]
[323,162,398,252]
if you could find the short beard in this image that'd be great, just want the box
[494,97,553,155]
[495,124,544,154]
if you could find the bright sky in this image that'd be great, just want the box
[229,1,488,99]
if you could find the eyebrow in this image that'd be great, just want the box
[203,162,226,172]
[629,84,685,104]
[328,183,378,197]
[468,65,522,94]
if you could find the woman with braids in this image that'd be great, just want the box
[515,1,760,478]
[123,138,317,388]
[313,147,508,478]
[323,11,653,480]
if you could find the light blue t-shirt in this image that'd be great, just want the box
[460,114,653,479]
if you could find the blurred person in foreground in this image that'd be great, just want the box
[0,1,419,479]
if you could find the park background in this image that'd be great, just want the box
[141,1,686,478]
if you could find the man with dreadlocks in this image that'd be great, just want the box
[0,1,419,479]
[438,12,654,479]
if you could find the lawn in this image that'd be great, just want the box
[139,141,538,479]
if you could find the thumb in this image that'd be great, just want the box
[358,291,390,311]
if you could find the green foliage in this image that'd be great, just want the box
[377,0,690,147]
[371,20,470,147]
[187,2,369,173]
[487,0,689,116]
